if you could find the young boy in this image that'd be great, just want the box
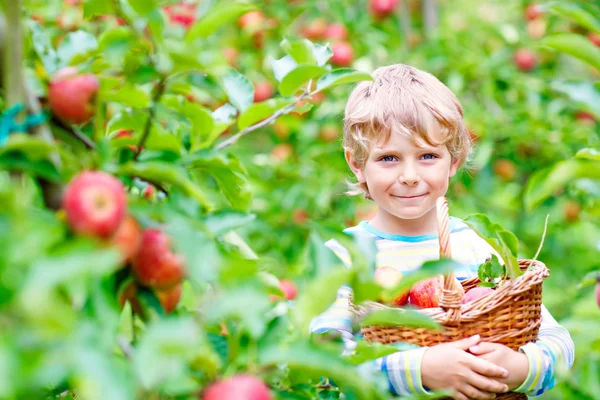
[310,64,574,400]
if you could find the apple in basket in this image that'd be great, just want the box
[374,266,409,306]
[461,286,495,304]
[409,276,465,308]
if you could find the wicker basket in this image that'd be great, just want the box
[354,197,550,400]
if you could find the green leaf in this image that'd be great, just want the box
[186,152,252,211]
[27,21,60,74]
[576,148,600,161]
[281,38,316,64]
[360,308,441,330]
[270,55,298,82]
[127,0,157,17]
[102,83,151,108]
[83,0,116,18]
[220,69,254,112]
[259,341,387,400]
[98,28,137,66]
[463,214,521,279]
[524,158,600,210]
[207,281,272,338]
[578,270,600,289]
[316,69,373,92]
[134,317,203,389]
[0,134,58,160]
[166,216,222,284]
[57,30,99,65]
[551,81,600,119]
[187,2,256,39]
[293,267,351,336]
[548,3,600,35]
[539,33,600,70]
[163,96,214,150]
[113,162,213,210]
[345,340,399,365]
[312,43,333,66]
[237,98,295,130]
[306,231,345,278]
[202,211,256,235]
[279,65,328,96]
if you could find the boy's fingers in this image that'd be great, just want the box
[469,356,509,379]
[467,372,510,394]
[469,342,497,355]
[450,334,481,350]
[459,385,498,400]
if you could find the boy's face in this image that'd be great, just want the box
[347,126,459,231]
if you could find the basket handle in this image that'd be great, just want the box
[436,197,462,326]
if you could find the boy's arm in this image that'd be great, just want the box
[514,305,575,396]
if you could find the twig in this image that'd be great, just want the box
[216,89,312,150]
[134,77,166,160]
[527,214,550,270]
[51,115,96,149]
[117,336,133,359]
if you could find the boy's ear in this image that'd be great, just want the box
[345,150,366,183]
[449,157,460,178]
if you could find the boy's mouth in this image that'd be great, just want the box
[395,193,427,199]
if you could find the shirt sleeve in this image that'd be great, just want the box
[514,305,575,396]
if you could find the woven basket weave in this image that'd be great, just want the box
[354,197,549,400]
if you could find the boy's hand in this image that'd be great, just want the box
[469,342,529,391]
[421,335,510,400]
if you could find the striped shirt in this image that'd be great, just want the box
[309,217,575,397]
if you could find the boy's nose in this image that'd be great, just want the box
[399,166,420,186]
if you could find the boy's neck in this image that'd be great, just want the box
[368,208,439,237]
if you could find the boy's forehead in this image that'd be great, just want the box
[372,129,445,149]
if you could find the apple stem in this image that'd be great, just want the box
[134,76,167,161]
[51,115,96,149]
[215,84,313,150]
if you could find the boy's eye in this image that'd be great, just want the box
[421,153,437,160]
[380,155,397,162]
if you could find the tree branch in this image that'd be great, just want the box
[134,77,166,160]
[216,89,312,150]
[51,115,96,149]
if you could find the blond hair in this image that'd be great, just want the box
[343,64,472,198]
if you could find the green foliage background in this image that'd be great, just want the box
[0,0,598,398]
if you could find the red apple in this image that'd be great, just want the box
[114,129,138,151]
[589,33,600,47]
[375,266,409,306]
[48,67,99,125]
[576,111,596,125]
[409,276,464,308]
[62,171,127,238]
[238,11,264,31]
[331,41,354,66]
[132,229,186,289]
[143,185,155,200]
[461,286,495,304]
[111,215,142,264]
[164,3,196,28]
[369,0,399,19]
[564,201,581,222]
[271,144,293,162]
[325,23,348,41]
[203,375,272,400]
[300,18,328,41]
[493,159,517,181]
[155,283,182,314]
[254,82,273,103]
[319,125,339,142]
[222,47,239,67]
[513,49,537,72]
[525,4,543,21]
[270,279,298,301]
